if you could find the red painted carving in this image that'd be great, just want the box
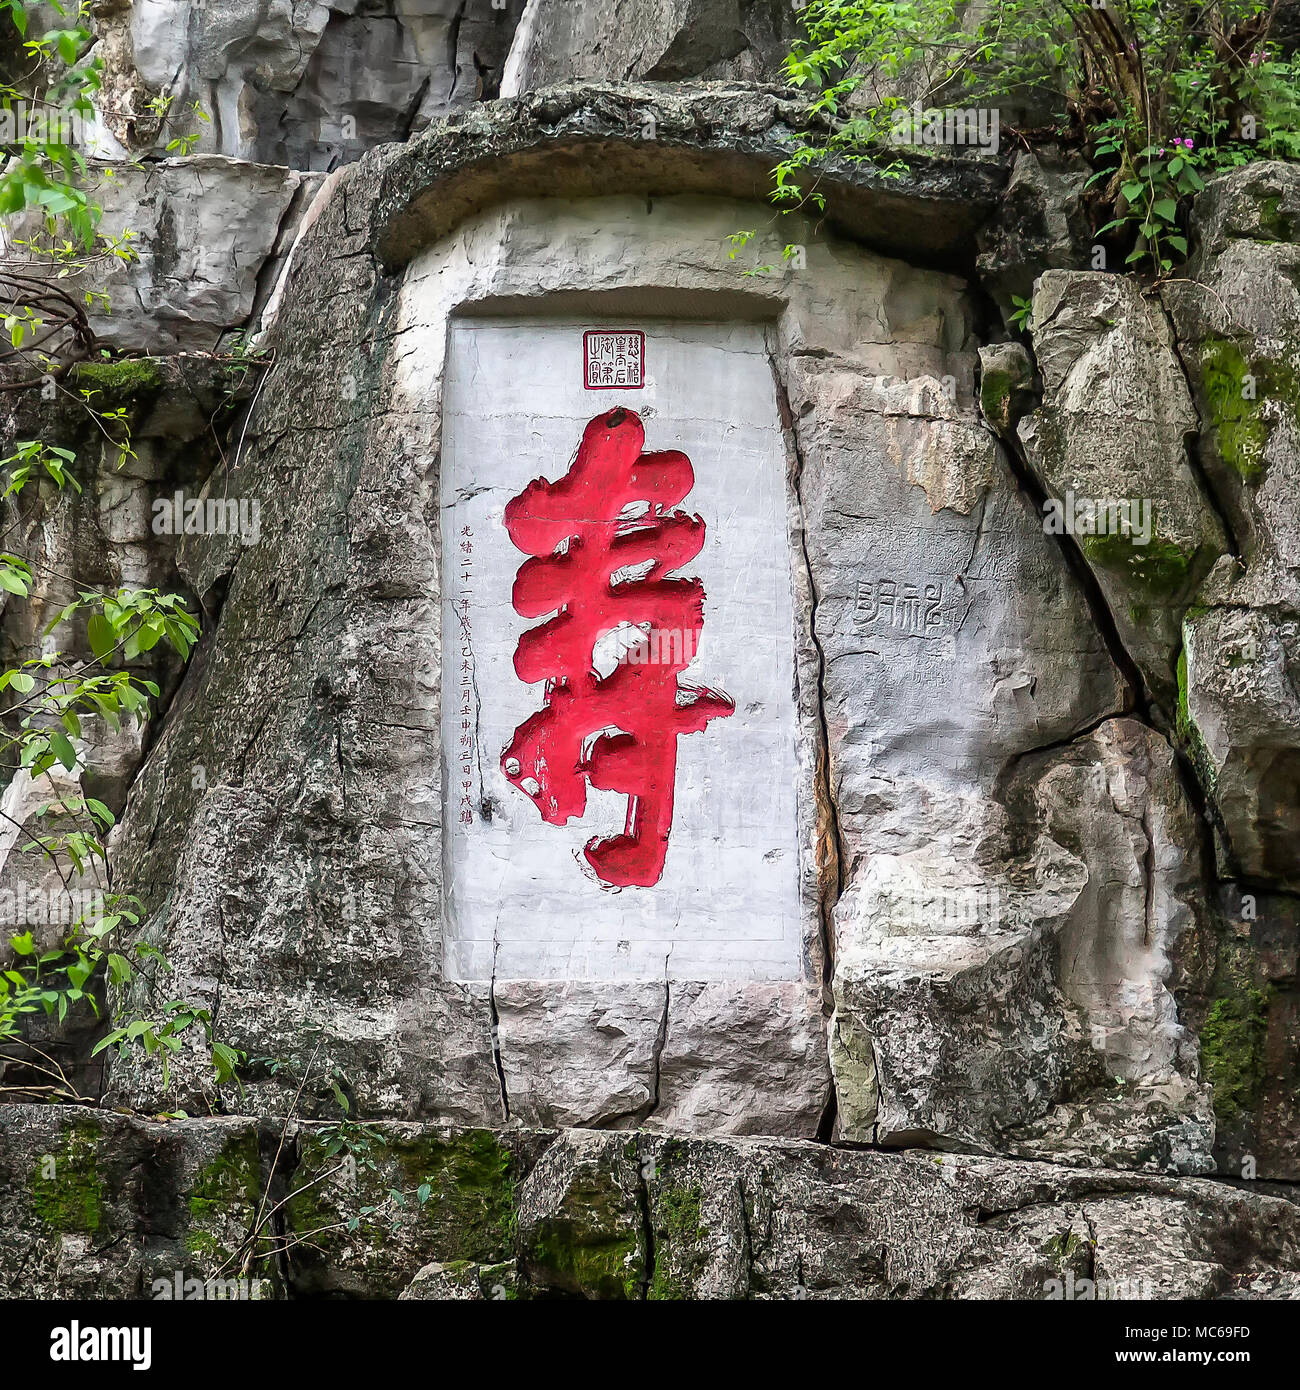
[501,407,733,887]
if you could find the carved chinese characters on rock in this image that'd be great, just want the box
[500,407,733,888]
[854,576,944,635]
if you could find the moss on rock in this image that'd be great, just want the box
[1082,531,1196,596]
[1198,338,1299,484]
[30,1124,104,1233]
[648,1183,709,1301]
[395,1128,518,1261]
[1201,984,1271,1123]
[184,1129,262,1263]
[74,357,165,401]
[522,1164,643,1300]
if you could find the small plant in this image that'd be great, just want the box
[767,0,1300,275]
[0,0,240,1111]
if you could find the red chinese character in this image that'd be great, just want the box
[501,407,733,887]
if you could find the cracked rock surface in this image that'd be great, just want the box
[0,24,1298,1296]
[4,1105,1300,1300]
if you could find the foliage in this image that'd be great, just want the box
[0,2,239,1106]
[214,1045,444,1280]
[768,0,1300,274]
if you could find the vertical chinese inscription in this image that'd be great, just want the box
[455,525,476,825]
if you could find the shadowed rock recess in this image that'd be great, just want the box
[1,4,1299,1301]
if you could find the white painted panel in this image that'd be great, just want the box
[441,318,801,981]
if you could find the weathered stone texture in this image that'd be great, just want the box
[1018,270,1226,705]
[0,29,1297,1294]
[1162,162,1300,895]
[502,0,803,92]
[4,1106,1300,1300]
[2,158,322,353]
[91,0,527,168]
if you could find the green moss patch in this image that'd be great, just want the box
[285,1125,519,1274]
[1176,640,1218,794]
[523,1166,643,1300]
[980,366,1019,434]
[1201,984,1271,1123]
[648,1184,709,1301]
[1082,531,1197,596]
[396,1129,518,1262]
[74,357,164,401]
[1257,195,1292,242]
[1199,339,1299,485]
[30,1124,104,1233]
[185,1130,262,1262]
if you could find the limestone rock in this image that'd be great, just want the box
[6,1105,1300,1298]
[826,715,1218,1172]
[3,158,322,353]
[284,1122,543,1298]
[493,982,665,1129]
[1019,270,1227,705]
[0,1107,274,1299]
[978,340,1036,435]
[1184,603,1300,893]
[997,718,1216,1171]
[977,148,1095,317]
[516,1129,648,1298]
[92,0,526,169]
[1203,888,1300,1181]
[2,37,1299,1263]
[372,82,1005,270]
[100,90,1003,1134]
[399,1259,518,1299]
[1160,164,1300,894]
[501,0,802,92]
[651,981,830,1136]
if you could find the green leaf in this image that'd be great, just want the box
[49,729,77,771]
[86,612,115,663]
[212,1042,241,1084]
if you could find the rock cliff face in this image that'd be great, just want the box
[1,0,1298,1299]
